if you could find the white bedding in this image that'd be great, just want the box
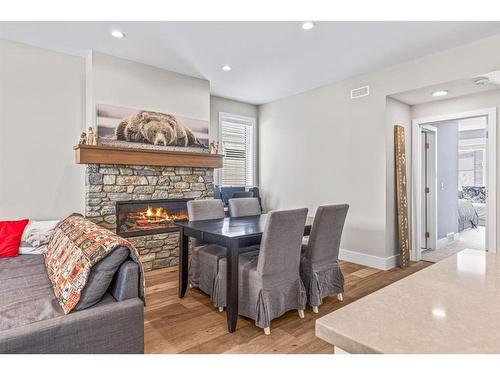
[472,202,487,226]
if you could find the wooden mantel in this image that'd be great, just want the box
[74,144,223,168]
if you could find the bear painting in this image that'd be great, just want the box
[96,104,209,151]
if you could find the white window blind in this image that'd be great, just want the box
[219,113,256,187]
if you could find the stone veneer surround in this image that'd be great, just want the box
[85,164,214,270]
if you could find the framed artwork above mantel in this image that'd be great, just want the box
[96,103,210,152]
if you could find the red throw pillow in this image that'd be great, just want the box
[0,219,29,258]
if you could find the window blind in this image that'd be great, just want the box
[220,115,255,187]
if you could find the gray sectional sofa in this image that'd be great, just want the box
[0,254,144,354]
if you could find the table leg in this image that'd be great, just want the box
[178,227,189,298]
[226,241,239,332]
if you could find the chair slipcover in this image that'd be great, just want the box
[187,199,226,293]
[300,204,349,307]
[228,197,261,217]
[213,208,308,328]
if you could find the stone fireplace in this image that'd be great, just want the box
[85,163,214,270]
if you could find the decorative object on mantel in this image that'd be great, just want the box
[74,144,223,168]
[96,103,209,151]
[79,132,87,145]
[394,125,410,268]
[209,141,220,154]
[86,127,97,146]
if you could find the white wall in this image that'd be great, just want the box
[210,95,259,186]
[0,39,85,220]
[88,51,210,125]
[259,34,500,268]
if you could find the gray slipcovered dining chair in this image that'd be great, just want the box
[300,204,349,313]
[187,199,226,294]
[228,197,262,217]
[188,199,258,297]
[212,208,308,335]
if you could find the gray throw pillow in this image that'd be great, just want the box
[74,246,130,311]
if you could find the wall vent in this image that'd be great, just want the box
[350,85,370,99]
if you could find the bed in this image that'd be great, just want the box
[458,199,479,231]
[458,186,487,231]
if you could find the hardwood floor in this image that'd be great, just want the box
[144,260,430,354]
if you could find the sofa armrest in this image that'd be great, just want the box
[109,260,140,301]
[0,297,144,354]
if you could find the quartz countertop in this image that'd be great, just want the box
[316,249,500,354]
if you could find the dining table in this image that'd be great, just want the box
[175,214,313,333]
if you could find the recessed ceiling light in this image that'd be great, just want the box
[221,65,232,72]
[111,30,125,39]
[302,21,315,30]
[432,90,448,97]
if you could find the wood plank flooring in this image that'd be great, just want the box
[144,260,430,354]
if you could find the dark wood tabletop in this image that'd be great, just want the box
[175,214,313,333]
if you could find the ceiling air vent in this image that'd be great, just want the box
[350,85,370,99]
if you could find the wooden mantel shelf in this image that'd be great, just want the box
[74,144,223,168]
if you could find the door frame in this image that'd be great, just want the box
[420,125,438,251]
[411,108,497,261]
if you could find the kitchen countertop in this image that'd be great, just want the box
[316,249,500,354]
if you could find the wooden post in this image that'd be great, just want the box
[395,125,410,268]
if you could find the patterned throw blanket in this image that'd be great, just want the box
[44,215,144,314]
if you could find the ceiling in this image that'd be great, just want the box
[1,21,500,105]
[391,69,500,105]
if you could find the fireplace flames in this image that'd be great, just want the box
[119,205,189,234]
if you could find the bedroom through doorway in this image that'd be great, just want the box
[419,116,488,262]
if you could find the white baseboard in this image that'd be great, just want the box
[339,249,400,271]
[436,232,460,249]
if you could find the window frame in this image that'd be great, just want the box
[217,111,257,188]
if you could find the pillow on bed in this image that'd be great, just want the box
[462,186,486,204]
[19,220,59,254]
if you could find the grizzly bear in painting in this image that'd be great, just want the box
[116,111,203,147]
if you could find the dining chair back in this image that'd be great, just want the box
[257,208,308,283]
[187,199,225,221]
[305,204,349,264]
[228,197,261,217]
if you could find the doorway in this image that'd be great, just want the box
[412,109,497,262]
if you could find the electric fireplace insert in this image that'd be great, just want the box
[116,198,191,237]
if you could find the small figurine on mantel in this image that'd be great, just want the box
[79,132,87,145]
[209,141,220,154]
[86,127,97,146]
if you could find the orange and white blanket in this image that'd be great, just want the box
[44,214,144,314]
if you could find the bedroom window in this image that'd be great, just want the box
[458,148,485,187]
[218,112,256,187]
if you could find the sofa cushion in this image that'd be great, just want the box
[0,255,63,331]
[74,246,129,311]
